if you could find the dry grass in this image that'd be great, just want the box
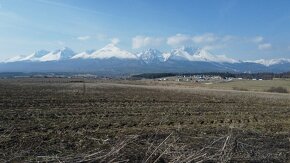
[266,86,288,93]
[232,87,249,91]
[203,78,290,93]
[0,78,290,162]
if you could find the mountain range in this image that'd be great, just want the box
[1,43,290,74]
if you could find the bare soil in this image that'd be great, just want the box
[0,78,290,162]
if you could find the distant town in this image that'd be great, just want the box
[1,72,290,81]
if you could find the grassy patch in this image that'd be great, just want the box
[266,86,288,93]
[204,78,290,93]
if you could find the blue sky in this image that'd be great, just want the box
[0,0,290,60]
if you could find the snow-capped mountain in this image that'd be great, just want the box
[71,44,136,60]
[168,47,238,63]
[2,46,239,64]
[1,45,290,74]
[71,50,95,59]
[251,58,290,66]
[89,43,137,59]
[4,48,75,62]
[21,50,50,61]
[4,50,50,62]
[168,46,198,61]
[137,49,165,63]
[4,55,27,63]
[38,47,75,62]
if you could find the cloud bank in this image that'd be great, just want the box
[132,36,163,49]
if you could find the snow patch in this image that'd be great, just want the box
[251,58,290,66]
[90,43,137,59]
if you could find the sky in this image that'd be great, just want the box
[0,0,290,61]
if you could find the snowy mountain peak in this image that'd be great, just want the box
[5,46,289,66]
[71,50,95,59]
[22,50,50,61]
[168,47,238,63]
[168,47,196,61]
[60,47,72,51]
[169,47,212,62]
[90,43,137,59]
[4,55,27,63]
[252,58,290,66]
[56,47,75,59]
[4,50,50,62]
[180,46,198,54]
[32,50,50,58]
[195,48,239,63]
[194,48,215,61]
[138,49,165,63]
[37,47,75,62]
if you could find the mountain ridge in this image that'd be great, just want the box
[1,44,290,74]
[3,44,289,66]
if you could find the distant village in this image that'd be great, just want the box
[154,74,269,84]
[0,72,290,81]
[132,72,290,81]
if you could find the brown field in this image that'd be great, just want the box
[202,78,290,93]
[0,78,290,162]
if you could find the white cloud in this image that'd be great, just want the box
[77,36,91,41]
[221,35,235,42]
[133,33,274,53]
[167,33,222,47]
[132,36,163,49]
[258,43,272,50]
[203,44,225,51]
[192,33,218,44]
[166,34,191,47]
[251,36,264,43]
[111,38,120,45]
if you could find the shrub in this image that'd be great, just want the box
[266,87,288,93]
